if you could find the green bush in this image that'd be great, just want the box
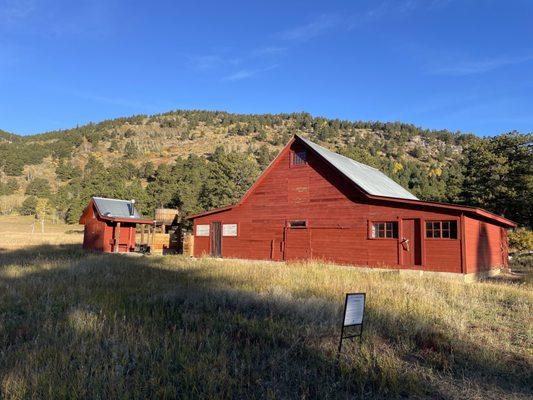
[25,178,51,197]
[20,196,38,215]
[509,228,533,252]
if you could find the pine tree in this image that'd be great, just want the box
[25,178,51,197]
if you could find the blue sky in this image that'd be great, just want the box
[0,0,532,136]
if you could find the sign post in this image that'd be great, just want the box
[338,293,365,355]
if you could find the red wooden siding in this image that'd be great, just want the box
[464,216,507,273]
[191,138,512,275]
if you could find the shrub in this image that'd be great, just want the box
[25,178,51,197]
[20,196,38,215]
[509,228,533,252]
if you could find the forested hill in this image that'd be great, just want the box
[0,110,531,227]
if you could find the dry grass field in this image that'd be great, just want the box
[0,215,84,250]
[0,216,531,399]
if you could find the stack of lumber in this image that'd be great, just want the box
[151,233,170,255]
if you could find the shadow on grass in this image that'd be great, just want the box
[0,244,531,399]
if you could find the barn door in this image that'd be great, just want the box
[401,219,421,267]
[210,222,222,257]
[284,224,311,261]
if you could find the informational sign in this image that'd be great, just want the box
[338,292,366,355]
[222,224,237,237]
[343,293,365,326]
[196,224,210,236]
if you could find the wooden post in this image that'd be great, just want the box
[141,224,145,245]
[460,213,466,274]
[114,222,121,253]
[128,225,133,252]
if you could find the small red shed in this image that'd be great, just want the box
[79,197,153,253]
[188,135,516,279]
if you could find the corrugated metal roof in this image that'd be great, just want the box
[92,197,146,219]
[298,136,419,200]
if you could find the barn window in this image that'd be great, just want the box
[371,222,398,238]
[292,151,307,166]
[289,220,307,228]
[426,221,457,239]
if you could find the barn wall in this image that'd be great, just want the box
[464,216,506,273]
[83,218,106,251]
[101,222,136,253]
[424,240,462,273]
[192,141,471,273]
[83,220,136,253]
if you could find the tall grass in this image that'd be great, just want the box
[0,245,531,399]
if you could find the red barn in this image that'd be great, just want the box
[79,197,153,253]
[188,135,515,279]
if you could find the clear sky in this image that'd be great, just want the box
[1,0,532,136]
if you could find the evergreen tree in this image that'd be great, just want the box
[56,160,82,181]
[124,141,139,158]
[462,133,532,227]
[141,161,155,179]
[20,196,38,215]
[109,139,120,153]
[254,144,275,169]
[200,148,260,210]
[145,164,177,213]
[25,178,51,197]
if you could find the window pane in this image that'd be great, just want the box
[386,222,392,237]
[372,222,398,238]
[293,151,307,165]
[450,221,458,239]
[426,222,433,238]
[426,221,458,239]
[290,220,306,228]
[431,221,440,238]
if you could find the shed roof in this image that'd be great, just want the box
[88,197,153,224]
[298,136,418,200]
[92,197,143,219]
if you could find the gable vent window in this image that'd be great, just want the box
[292,151,307,166]
[371,222,398,239]
[289,220,307,228]
[426,221,457,239]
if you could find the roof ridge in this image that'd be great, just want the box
[296,135,380,171]
[93,196,133,203]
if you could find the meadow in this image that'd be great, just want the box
[0,216,531,399]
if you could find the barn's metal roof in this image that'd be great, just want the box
[92,197,145,219]
[298,136,419,200]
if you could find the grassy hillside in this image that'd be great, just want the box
[0,111,466,199]
[0,110,531,227]
[0,216,531,399]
